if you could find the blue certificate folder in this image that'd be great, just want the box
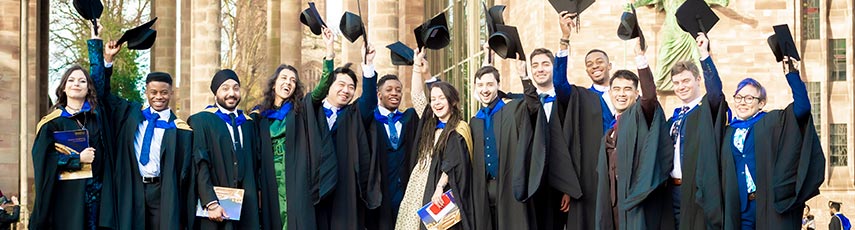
[53,129,92,180]
[196,186,245,221]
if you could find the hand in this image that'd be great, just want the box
[431,188,445,207]
[696,32,710,59]
[560,194,571,212]
[634,37,646,57]
[322,26,335,59]
[80,147,96,164]
[784,56,800,72]
[559,11,575,39]
[482,43,493,66]
[511,58,528,79]
[10,196,18,206]
[105,41,121,63]
[207,205,228,222]
[413,48,430,78]
[363,43,376,65]
[90,20,101,40]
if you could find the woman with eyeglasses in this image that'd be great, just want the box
[720,56,825,230]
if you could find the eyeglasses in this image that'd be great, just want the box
[733,94,762,103]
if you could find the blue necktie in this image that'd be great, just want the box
[539,94,555,104]
[229,113,242,150]
[139,113,160,166]
[323,107,341,118]
[388,113,400,149]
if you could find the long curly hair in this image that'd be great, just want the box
[54,64,98,110]
[259,64,304,114]
[416,81,463,161]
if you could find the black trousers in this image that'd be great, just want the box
[487,179,498,229]
[144,181,162,230]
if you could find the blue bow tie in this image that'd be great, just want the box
[436,121,447,129]
[263,102,292,120]
[61,101,93,118]
[323,107,342,118]
[539,94,556,104]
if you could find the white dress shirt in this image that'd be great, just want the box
[377,106,403,140]
[322,100,340,130]
[216,103,245,149]
[537,88,557,122]
[670,96,703,179]
[134,108,172,177]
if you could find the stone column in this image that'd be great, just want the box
[280,0,302,67]
[151,0,177,75]
[397,0,423,109]
[190,0,221,112]
[368,0,398,76]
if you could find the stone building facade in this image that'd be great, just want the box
[0,0,852,228]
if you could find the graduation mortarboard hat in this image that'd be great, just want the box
[300,2,326,36]
[118,17,158,50]
[387,41,414,66]
[548,0,595,16]
[73,0,103,20]
[340,11,365,43]
[489,24,525,60]
[617,5,646,51]
[414,13,450,50]
[767,24,801,62]
[676,0,719,38]
[482,2,506,35]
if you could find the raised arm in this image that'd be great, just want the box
[87,22,106,101]
[784,57,810,122]
[311,27,336,102]
[553,12,575,101]
[636,39,657,126]
[411,48,430,117]
[510,58,541,116]
[358,44,378,126]
[697,33,724,113]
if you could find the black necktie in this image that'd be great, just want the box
[229,113,242,150]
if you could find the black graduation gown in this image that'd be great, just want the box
[595,101,676,230]
[721,105,825,230]
[408,114,478,230]
[667,95,729,230]
[30,107,115,230]
[188,109,260,230]
[468,94,539,230]
[548,85,606,229]
[100,66,195,230]
[366,108,420,230]
[304,95,382,230]
[253,106,330,230]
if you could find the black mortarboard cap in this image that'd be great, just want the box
[300,2,326,36]
[387,41,414,66]
[413,13,450,50]
[676,0,719,38]
[617,5,646,51]
[73,0,103,20]
[768,24,801,62]
[482,2,506,35]
[118,17,158,50]
[549,0,595,15]
[145,72,173,85]
[488,24,525,60]
[340,11,365,43]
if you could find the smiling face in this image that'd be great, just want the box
[733,85,766,120]
[430,87,451,121]
[274,68,297,103]
[326,73,356,107]
[531,53,554,87]
[610,78,639,114]
[585,51,611,85]
[671,70,701,104]
[378,79,403,110]
[63,69,90,100]
[145,81,172,111]
[474,73,499,106]
[215,79,242,111]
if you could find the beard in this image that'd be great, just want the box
[216,95,241,111]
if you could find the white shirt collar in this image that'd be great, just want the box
[377,105,397,116]
[216,103,237,116]
[592,84,609,93]
[682,96,703,109]
[537,88,556,97]
[148,107,172,121]
[322,99,339,112]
